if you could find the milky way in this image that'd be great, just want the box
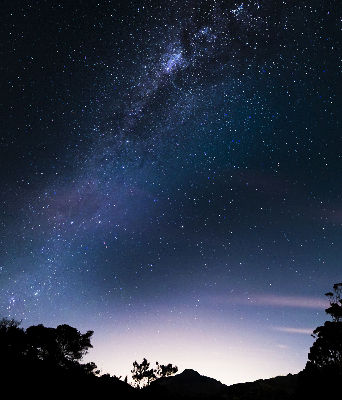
[1,0,341,385]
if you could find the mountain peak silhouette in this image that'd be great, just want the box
[151,368,226,397]
[176,369,202,379]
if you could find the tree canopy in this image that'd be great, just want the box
[25,323,94,368]
[131,358,178,388]
[0,316,26,360]
[307,283,342,375]
[0,316,95,375]
[156,361,179,377]
[325,283,342,322]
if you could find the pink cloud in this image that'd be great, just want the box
[248,294,327,309]
[207,294,328,309]
[272,326,314,335]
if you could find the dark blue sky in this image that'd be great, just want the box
[1,0,341,384]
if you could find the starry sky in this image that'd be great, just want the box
[1,0,341,386]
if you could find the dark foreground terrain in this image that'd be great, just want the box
[4,361,338,400]
[140,369,299,400]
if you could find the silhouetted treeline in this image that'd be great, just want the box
[0,317,135,398]
[1,283,341,399]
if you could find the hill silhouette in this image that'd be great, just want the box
[146,368,227,398]
[139,369,299,400]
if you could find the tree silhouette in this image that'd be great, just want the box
[155,362,178,377]
[55,324,94,364]
[0,316,26,361]
[0,316,22,331]
[0,317,104,398]
[81,361,100,375]
[131,358,178,388]
[297,284,342,399]
[307,283,342,375]
[308,322,342,374]
[325,283,342,322]
[131,358,155,388]
[25,323,94,369]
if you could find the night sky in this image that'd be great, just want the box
[1,0,341,385]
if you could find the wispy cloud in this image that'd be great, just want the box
[248,295,327,309]
[272,326,314,335]
[207,294,327,309]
